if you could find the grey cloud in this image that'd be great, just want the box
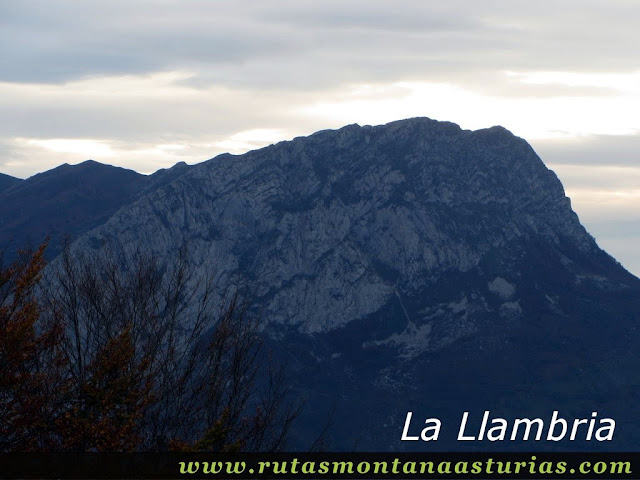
[591,220,640,239]
[0,85,306,142]
[533,135,640,168]
[0,1,301,83]
[3,0,640,90]
[0,141,21,173]
[584,226,640,277]
[254,1,484,33]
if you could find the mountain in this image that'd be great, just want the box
[0,160,193,260]
[144,160,192,194]
[0,172,21,193]
[64,118,640,450]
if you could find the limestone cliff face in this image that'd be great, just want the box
[74,118,630,336]
[67,117,640,450]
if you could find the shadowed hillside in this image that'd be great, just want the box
[0,160,192,259]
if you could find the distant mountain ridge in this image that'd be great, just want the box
[0,159,193,259]
[0,172,21,193]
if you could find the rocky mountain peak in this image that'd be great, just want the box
[44,117,640,450]
[71,118,635,338]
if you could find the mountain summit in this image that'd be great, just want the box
[63,118,640,449]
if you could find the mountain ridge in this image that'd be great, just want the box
[0,172,21,193]
[0,159,194,259]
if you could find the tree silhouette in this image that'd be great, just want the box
[0,242,64,451]
[0,242,302,452]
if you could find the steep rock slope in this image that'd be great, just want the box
[70,118,640,450]
[75,118,634,331]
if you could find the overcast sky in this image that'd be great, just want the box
[1,0,638,275]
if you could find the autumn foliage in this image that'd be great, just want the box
[0,243,301,452]
[0,243,63,451]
